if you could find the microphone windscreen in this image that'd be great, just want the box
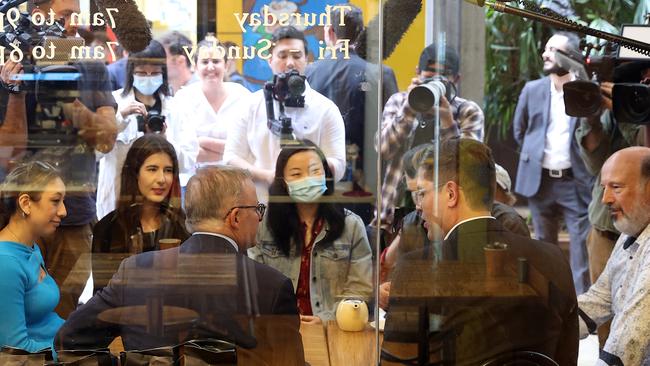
[355,0,422,61]
[93,0,152,53]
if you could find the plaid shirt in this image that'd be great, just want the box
[372,91,484,229]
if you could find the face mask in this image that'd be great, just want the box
[133,75,163,95]
[286,175,327,203]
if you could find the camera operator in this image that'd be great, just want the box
[371,42,484,241]
[223,26,345,203]
[574,61,649,347]
[0,0,118,319]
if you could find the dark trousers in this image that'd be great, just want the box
[37,223,93,318]
[527,172,591,294]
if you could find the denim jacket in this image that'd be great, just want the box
[248,210,373,320]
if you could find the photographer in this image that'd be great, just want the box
[223,26,345,203]
[0,0,118,318]
[371,42,484,237]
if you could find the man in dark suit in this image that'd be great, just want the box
[55,167,305,365]
[513,31,593,294]
[306,4,398,174]
[383,138,578,365]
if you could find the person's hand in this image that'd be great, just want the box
[62,99,89,129]
[379,281,391,310]
[436,95,454,129]
[120,100,148,119]
[0,61,23,90]
[406,77,423,93]
[600,82,613,111]
[300,315,322,325]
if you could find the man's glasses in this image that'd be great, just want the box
[223,203,266,222]
[411,182,449,204]
[411,188,429,204]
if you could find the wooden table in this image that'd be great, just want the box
[107,321,388,366]
[300,323,330,366]
[326,321,381,366]
[388,261,544,365]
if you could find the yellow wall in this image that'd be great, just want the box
[351,0,425,90]
[216,2,245,71]
[215,0,425,87]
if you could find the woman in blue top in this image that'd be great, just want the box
[0,161,67,353]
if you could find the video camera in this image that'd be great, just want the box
[0,0,83,93]
[264,69,306,146]
[560,43,650,124]
[407,76,457,113]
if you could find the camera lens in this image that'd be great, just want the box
[147,114,165,133]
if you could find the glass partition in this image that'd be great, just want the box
[1,0,646,364]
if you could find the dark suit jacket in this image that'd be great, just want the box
[55,234,305,365]
[512,76,592,197]
[306,49,398,155]
[384,218,578,365]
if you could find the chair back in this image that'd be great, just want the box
[480,351,559,366]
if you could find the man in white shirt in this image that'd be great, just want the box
[513,31,593,294]
[223,26,346,202]
[578,146,650,365]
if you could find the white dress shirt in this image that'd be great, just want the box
[222,82,346,202]
[542,81,572,170]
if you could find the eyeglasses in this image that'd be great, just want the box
[411,188,429,204]
[134,71,163,77]
[411,182,450,204]
[223,203,266,222]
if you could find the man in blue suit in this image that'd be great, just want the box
[513,31,593,294]
[55,167,305,365]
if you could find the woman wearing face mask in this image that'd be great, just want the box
[96,40,197,220]
[248,140,372,323]
[170,36,250,174]
[90,134,188,294]
[0,161,67,354]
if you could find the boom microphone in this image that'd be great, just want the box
[93,0,152,53]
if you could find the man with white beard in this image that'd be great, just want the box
[578,146,650,365]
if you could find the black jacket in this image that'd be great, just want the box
[56,233,305,365]
[384,218,578,365]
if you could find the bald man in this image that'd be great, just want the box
[578,147,650,365]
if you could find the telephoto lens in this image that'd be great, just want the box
[407,77,457,113]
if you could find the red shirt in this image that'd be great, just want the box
[296,218,324,316]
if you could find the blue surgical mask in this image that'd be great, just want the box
[133,75,163,95]
[286,175,327,203]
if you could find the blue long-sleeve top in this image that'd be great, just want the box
[0,241,65,353]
